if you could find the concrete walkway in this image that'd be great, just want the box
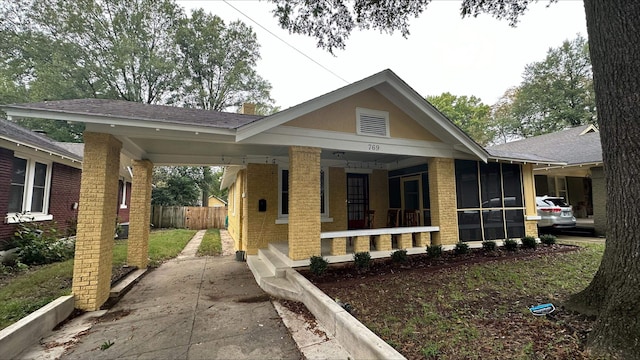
[20,230,302,360]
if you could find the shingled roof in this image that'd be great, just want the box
[487,125,602,166]
[0,118,83,162]
[5,98,265,129]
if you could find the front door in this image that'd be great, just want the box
[347,173,369,229]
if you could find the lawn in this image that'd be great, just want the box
[197,228,222,256]
[309,244,606,359]
[0,228,196,330]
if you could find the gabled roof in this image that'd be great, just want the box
[487,125,602,166]
[0,118,83,163]
[236,69,490,161]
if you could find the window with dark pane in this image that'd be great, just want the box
[483,209,505,240]
[455,160,479,209]
[458,210,482,241]
[502,163,523,207]
[30,162,48,212]
[505,210,525,238]
[281,169,289,215]
[9,157,27,212]
[480,162,502,207]
[320,169,325,214]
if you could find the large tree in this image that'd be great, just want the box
[426,92,494,146]
[269,0,640,356]
[174,9,273,111]
[511,34,596,137]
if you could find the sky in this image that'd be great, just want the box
[176,0,588,110]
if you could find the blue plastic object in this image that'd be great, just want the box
[529,303,555,316]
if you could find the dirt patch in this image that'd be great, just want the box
[279,299,329,341]
[96,309,132,323]
[299,244,603,359]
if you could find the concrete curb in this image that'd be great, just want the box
[0,295,74,359]
[285,269,405,360]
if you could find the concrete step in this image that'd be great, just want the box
[258,248,288,278]
[247,255,274,285]
[262,277,301,302]
[110,269,148,299]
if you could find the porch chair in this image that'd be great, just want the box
[404,209,420,227]
[365,210,376,229]
[387,208,401,227]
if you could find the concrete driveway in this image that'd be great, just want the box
[42,233,302,360]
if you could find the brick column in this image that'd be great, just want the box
[128,159,153,268]
[72,132,121,311]
[415,232,431,247]
[522,164,539,238]
[288,146,321,260]
[373,234,392,251]
[591,166,607,236]
[428,158,458,245]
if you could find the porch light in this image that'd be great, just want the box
[333,151,345,158]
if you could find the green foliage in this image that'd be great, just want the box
[309,255,329,276]
[100,340,114,350]
[540,234,557,246]
[454,242,470,255]
[509,35,595,137]
[521,236,537,249]
[152,166,227,206]
[482,240,497,252]
[174,9,273,111]
[426,244,443,258]
[11,215,75,266]
[353,251,371,270]
[503,238,518,251]
[427,92,494,145]
[390,249,408,263]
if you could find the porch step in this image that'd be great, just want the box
[247,255,301,301]
[258,248,288,278]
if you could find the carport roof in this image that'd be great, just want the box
[4,98,264,129]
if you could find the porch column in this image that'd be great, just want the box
[522,164,540,238]
[288,146,321,260]
[72,132,121,311]
[591,166,607,236]
[128,159,153,268]
[428,158,458,245]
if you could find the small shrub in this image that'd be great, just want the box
[540,234,557,245]
[11,215,75,266]
[482,240,497,252]
[521,236,537,249]
[353,251,372,270]
[426,244,443,258]
[391,249,408,263]
[454,242,470,255]
[309,255,328,276]
[504,238,519,251]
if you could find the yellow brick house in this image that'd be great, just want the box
[2,69,562,310]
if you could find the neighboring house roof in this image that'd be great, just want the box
[487,125,602,166]
[53,142,84,158]
[0,118,83,163]
[4,98,264,130]
[207,195,228,205]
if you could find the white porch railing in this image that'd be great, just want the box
[320,226,440,256]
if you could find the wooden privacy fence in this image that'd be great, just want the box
[151,206,227,230]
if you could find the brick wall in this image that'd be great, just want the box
[428,157,458,245]
[128,160,152,268]
[117,181,131,223]
[72,132,122,311]
[0,148,14,247]
[369,169,389,228]
[245,163,287,254]
[288,146,321,260]
[322,167,347,232]
[49,162,81,236]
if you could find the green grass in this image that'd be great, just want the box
[0,228,197,330]
[197,229,222,256]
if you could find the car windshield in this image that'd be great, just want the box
[541,198,569,207]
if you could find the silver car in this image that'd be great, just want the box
[536,196,576,228]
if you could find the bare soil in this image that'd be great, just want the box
[295,245,606,359]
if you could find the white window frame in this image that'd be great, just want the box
[5,154,54,223]
[356,107,390,138]
[119,180,128,209]
[276,166,332,224]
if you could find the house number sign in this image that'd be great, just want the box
[368,144,381,151]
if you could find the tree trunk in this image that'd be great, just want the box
[565,0,640,357]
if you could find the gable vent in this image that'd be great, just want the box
[357,108,389,137]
